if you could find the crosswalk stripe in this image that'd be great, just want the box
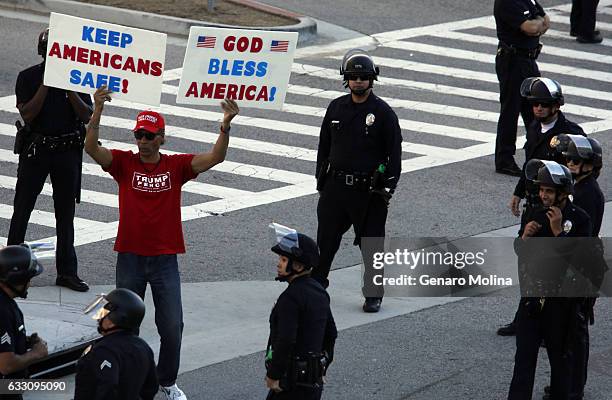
[549,12,612,33]
[383,39,612,85]
[99,114,319,162]
[435,30,612,65]
[0,121,311,185]
[294,61,612,124]
[162,84,496,143]
[0,174,118,208]
[0,203,108,231]
[340,54,612,118]
[544,29,612,48]
[598,7,612,16]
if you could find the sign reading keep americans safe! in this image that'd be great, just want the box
[44,13,167,106]
[177,27,298,110]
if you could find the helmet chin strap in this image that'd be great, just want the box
[97,316,121,335]
[6,282,28,299]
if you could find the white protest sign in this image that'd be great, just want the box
[44,13,167,106]
[177,27,298,110]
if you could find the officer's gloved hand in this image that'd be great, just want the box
[372,188,393,206]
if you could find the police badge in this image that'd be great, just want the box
[549,136,560,148]
[366,113,375,126]
[563,220,573,233]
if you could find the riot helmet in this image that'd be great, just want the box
[38,28,49,58]
[0,244,44,298]
[525,159,574,194]
[520,77,564,106]
[270,223,319,280]
[84,288,145,333]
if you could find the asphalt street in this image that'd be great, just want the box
[1,0,612,398]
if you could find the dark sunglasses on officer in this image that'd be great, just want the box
[134,130,161,141]
[566,155,583,165]
[530,101,554,108]
[346,74,370,81]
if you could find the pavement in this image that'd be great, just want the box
[0,0,611,398]
[19,200,612,398]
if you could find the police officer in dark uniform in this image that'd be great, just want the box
[315,49,402,313]
[570,0,602,43]
[75,288,157,400]
[540,135,605,400]
[508,160,592,400]
[494,0,549,175]
[265,224,337,400]
[497,77,585,336]
[0,244,49,400]
[8,28,93,292]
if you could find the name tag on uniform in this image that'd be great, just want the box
[18,324,24,332]
[523,10,530,15]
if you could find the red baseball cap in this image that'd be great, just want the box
[133,111,165,134]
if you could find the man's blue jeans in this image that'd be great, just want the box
[116,252,184,387]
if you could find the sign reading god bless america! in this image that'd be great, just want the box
[44,13,167,106]
[177,27,298,110]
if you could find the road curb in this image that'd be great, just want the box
[0,0,317,44]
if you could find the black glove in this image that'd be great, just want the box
[372,188,393,206]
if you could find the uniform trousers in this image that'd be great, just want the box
[495,52,540,169]
[7,147,80,277]
[570,0,600,37]
[266,386,323,400]
[508,298,573,400]
[315,179,387,297]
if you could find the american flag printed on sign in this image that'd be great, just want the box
[197,36,216,48]
[270,40,289,52]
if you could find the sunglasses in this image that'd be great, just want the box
[345,74,371,81]
[134,131,160,140]
[530,101,554,108]
[566,156,583,165]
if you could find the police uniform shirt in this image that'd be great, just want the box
[74,330,157,400]
[573,175,605,236]
[15,63,92,136]
[0,288,28,379]
[494,0,545,49]
[267,275,337,380]
[513,111,585,198]
[317,93,402,190]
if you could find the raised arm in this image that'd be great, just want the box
[84,86,113,169]
[190,98,239,174]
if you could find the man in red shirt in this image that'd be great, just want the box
[84,85,239,400]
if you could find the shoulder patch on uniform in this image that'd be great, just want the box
[100,360,112,370]
[1,332,11,345]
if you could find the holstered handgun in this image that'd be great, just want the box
[14,120,32,155]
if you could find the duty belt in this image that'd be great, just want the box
[497,41,542,59]
[27,131,82,156]
[331,170,372,190]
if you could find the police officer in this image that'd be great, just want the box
[266,224,337,400]
[541,135,605,400]
[8,28,93,292]
[498,78,585,336]
[494,0,549,175]
[570,0,602,43]
[75,288,157,400]
[0,244,49,400]
[508,159,592,400]
[315,49,402,313]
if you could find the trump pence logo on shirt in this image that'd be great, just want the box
[132,172,172,192]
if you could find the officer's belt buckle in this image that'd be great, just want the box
[345,174,354,186]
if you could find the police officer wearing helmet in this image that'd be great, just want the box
[508,160,592,400]
[265,224,337,400]
[494,0,549,175]
[9,28,93,292]
[497,78,585,337]
[541,134,605,400]
[74,288,157,400]
[0,244,49,400]
[315,49,402,313]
